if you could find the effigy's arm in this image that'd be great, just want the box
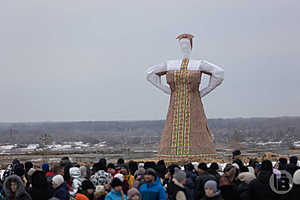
[146,62,171,95]
[199,60,224,98]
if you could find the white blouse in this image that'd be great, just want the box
[146,59,224,97]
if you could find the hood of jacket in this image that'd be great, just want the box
[70,167,81,179]
[238,172,256,184]
[3,175,27,198]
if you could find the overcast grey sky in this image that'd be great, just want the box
[0,0,299,122]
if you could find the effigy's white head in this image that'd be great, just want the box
[179,38,192,59]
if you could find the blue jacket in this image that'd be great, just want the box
[105,189,127,200]
[139,177,167,200]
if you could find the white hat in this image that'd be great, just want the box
[293,169,300,185]
[52,175,64,186]
[114,173,124,182]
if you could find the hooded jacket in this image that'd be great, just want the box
[29,170,51,200]
[69,167,82,199]
[139,176,167,200]
[3,175,32,200]
[105,189,128,200]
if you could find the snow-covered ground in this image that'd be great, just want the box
[0,141,107,154]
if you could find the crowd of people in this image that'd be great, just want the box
[0,150,299,200]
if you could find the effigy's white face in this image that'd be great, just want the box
[179,38,192,59]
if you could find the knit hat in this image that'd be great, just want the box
[204,180,218,193]
[173,169,186,183]
[128,188,140,199]
[52,175,64,186]
[144,168,156,177]
[111,177,123,188]
[293,169,300,185]
[114,173,124,182]
[82,180,95,190]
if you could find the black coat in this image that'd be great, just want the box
[237,182,250,200]
[288,184,300,200]
[248,171,280,200]
[219,185,240,200]
[194,172,216,200]
[3,175,32,200]
[200,192,223,200]
[184,171,197,200]
[287,164,299,177]
[52,183,70,200]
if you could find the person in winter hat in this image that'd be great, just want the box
[168,169,188,200]
[139,168,167,200]
[52,175,70,200]
[248,160,280,200]
[120,164,135,190]
[132,168,145,189]
[3,174,32,200]
[107,163,118,178]
[105,178,127,200]
[69,167,82,199]
[201,180,223,200]
[75,180,95,200]
[237,172,256,200]
[127,188,140,200]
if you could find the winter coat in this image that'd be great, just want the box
[194,172,216,200]
[52,183,70,200]
[167,178,187,200]
[3,175,32,200]
[200,191,223,200]
[90,170,112,186]
[248,171,279,200]
[70,167,82,199]
[75,193,89,200]
[184,170,197,200]
[288,184,300,200]
[237,172,256,200]
[105,189,127,200]
[218,176,240,200]
[29,170,51,200]
[139,177,167,200]
[287,164,299,177]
